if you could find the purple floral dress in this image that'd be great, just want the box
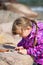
[17,22,43,65]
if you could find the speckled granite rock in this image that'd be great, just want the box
[0,51,33,65]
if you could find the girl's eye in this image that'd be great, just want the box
[27,28,30,30]
[23,28,29,30]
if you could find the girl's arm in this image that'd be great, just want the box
[27,44,42,57]
[27,29,43,57]
[17,38,25,47]
[15,38,25,50]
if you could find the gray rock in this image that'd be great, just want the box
[0,51,33,65]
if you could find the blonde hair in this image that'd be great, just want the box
[12,17,38,46]
[12,17,32,34]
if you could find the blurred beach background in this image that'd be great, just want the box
[17,0,43,20]
[0,0,43,20]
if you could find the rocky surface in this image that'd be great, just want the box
[0,51,33,65]
[0,10,34,65]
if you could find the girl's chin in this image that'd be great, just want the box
[20,34,30,38]
[22,35,28,38]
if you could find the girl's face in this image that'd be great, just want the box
[16,26,32,38]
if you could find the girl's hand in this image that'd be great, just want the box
[18,49,27,55]
[15,46,24,51]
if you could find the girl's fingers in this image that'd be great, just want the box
[18,49,27,55]
[18,46,24,49]
[15,47,20,51]
[15,46,24,50]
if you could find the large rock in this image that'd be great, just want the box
[0,33,22,47]
[0,10,23,46]
[4,2,38,18]
[0,10,24,23]
[0,10,34,65]
[0,51,33,65]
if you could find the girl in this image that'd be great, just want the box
[12,17,43,65]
